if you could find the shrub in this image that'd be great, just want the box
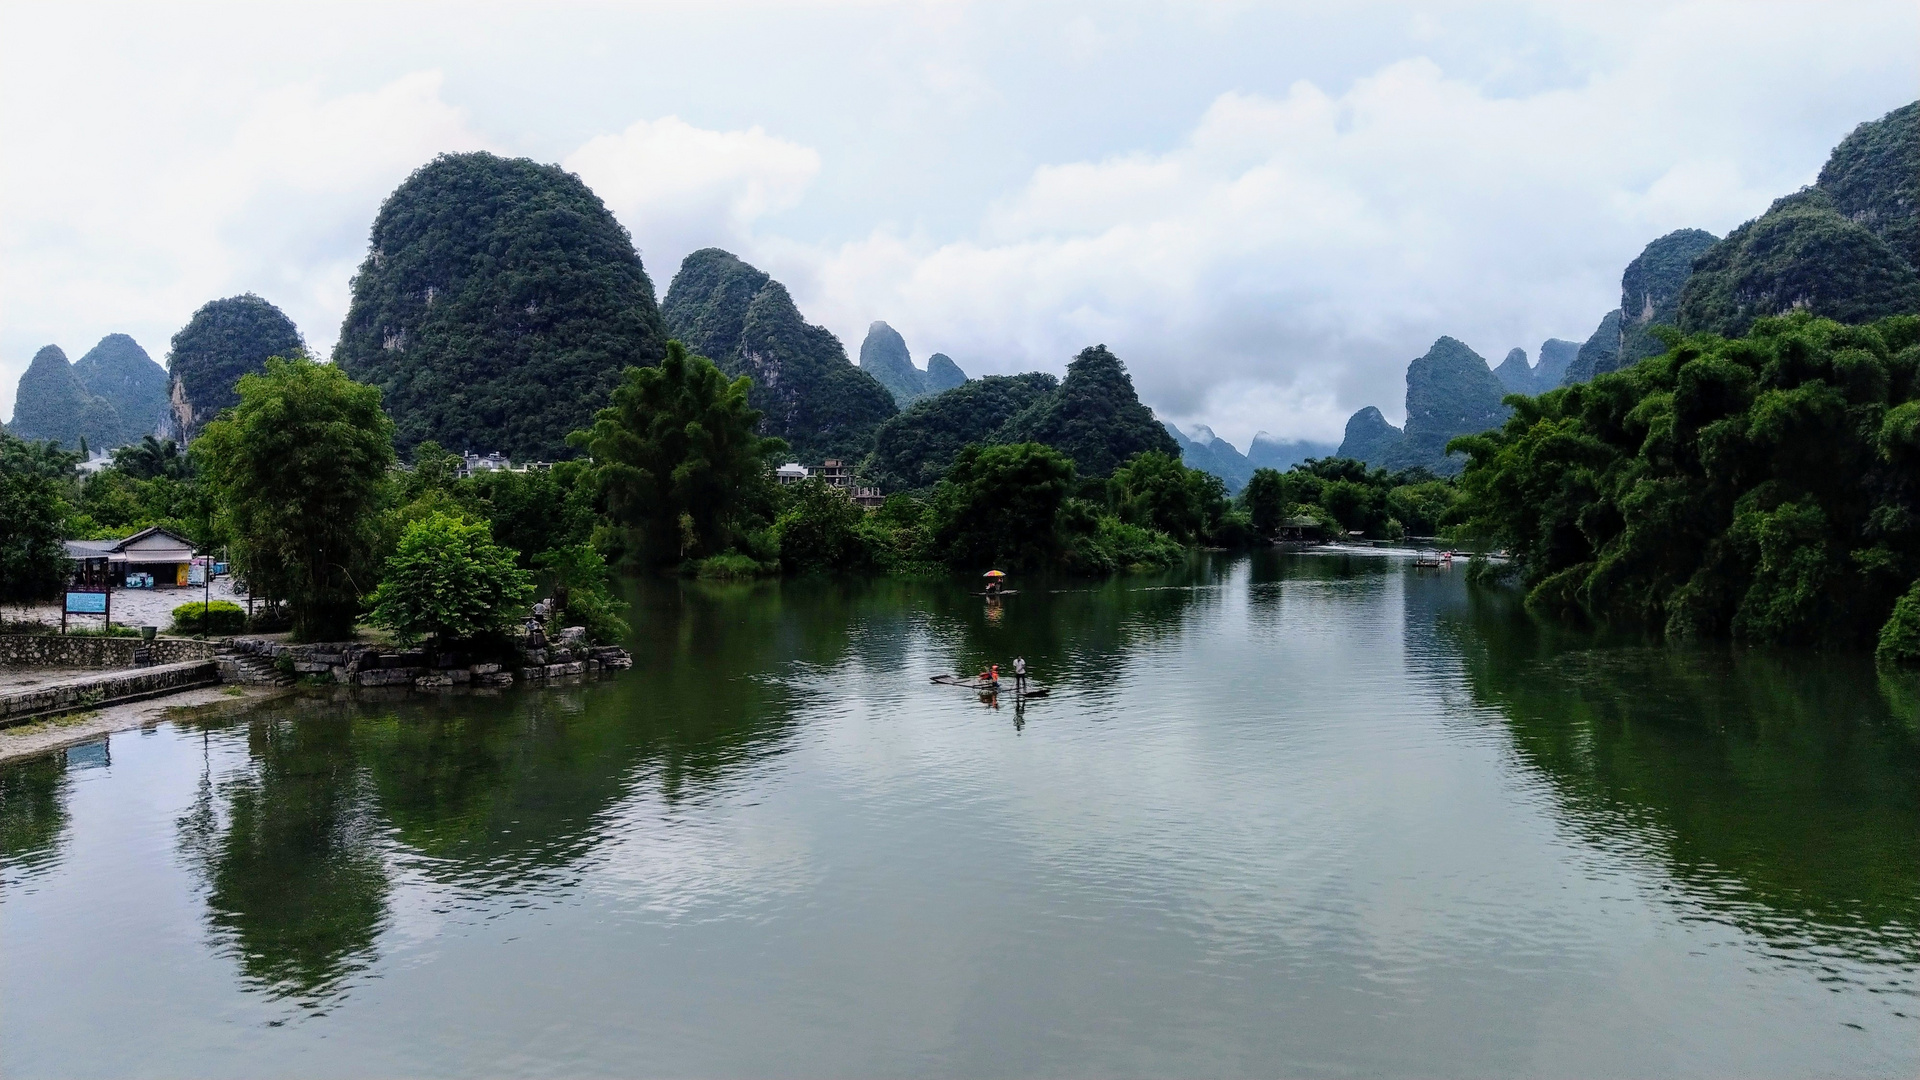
[367,512,534,646]
[170,600,247,636]
[1878,581,1920,666]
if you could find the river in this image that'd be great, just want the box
[3,550,1916,1077]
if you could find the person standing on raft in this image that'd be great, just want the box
[1012,656,1026,693]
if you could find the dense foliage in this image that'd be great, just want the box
[663,249,896,462]
[368,512,534,646]
[1816,100,1919,272]
[774,478,873,574]
[1109,450,1241,544]
[194,357,395,640]
[995,345,1179,478]
[167,294,305,441]
[334,152,668,461]
[0,432,78,602]
[924,442,1079,572]
[1618,228,1721,368]
[863,372,1057,492]
[1676,190,1920,338]
[575,341,785,568]
[1239,457,1458,540]
[1449,314,1920,656]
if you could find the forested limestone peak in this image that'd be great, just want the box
[74,333,167,446]
[1334,406,1403,467]
[664,248,896,462]
[1534,338,1579,388]
[1676,188,1920,338]
[334,151,666,460]
[858,321,928,406]
[167,294,305,441]
[1399,336,1510,473]
[1816,99,1919,271]
[925,353,968,392]
[992,345,1178,478]
[864,372,1056,492]
[1563,309,1623,386]
[1617,228,1720,367]
[1493,347,1534,394]
[9,345,113,451]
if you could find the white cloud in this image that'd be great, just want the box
[564,116,820,287]
[778,20,1884,448]
[1,70,489,418]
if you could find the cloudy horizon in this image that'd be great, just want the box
[3,1,1914,450]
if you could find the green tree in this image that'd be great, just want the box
[194,357,395,641]
[1108,450,1228,544]
[531,541,629,644]
[575,340,786,567]
[775,478,873,573]
[1449,313,1920,649]
[993,345,1180,478]
[0,432,78,602]
[925,442,1077,571]
[1241,467,1289,538]
[111,435,191,481]
[368,512,533,646]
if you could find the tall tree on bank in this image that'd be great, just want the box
[334,152,668,461]
[166,295,306,442]
[0,432,79,602]
[575,341,785,567]
[194,358,394,640]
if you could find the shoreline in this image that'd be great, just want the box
[0,683,290,766]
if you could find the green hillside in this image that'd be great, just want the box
[8,345,116,451]
[993,345,1179,478]
[865,372,1057,491]
[334,152,666,460]
[74,334,167,447]
[663,248,896,462]
[167,294,305,441]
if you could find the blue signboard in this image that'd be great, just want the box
[65,591,108,614]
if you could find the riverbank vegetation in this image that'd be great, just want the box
[1448,313,1920,663]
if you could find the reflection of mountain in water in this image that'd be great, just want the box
[1434,587,1920,954]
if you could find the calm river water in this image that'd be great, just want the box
[3,550,1917,1077]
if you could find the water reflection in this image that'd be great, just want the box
[1435,584,1920,957]
[175,717,391,1008]
[0,752,69,880]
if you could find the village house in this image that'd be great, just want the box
[62,526,198,588]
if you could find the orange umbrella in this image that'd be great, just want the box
[982,570,1006,578]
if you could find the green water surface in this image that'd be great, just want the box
[2,550,1916,1077]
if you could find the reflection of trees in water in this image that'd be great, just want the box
[175,717,390,1009]
[0,753,70,878]
[1438,591,1920,954]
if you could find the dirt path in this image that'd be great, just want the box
[0,684,289,765]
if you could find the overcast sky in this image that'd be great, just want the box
[3,1,1915,448]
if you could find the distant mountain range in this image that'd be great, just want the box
[6,334,168,452]
[1328,99,1920,476]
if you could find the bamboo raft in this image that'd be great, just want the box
[929,674,1049,697]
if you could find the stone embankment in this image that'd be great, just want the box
[0,634,214,668]
[1,659,221,725]
[222,632,632,690]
